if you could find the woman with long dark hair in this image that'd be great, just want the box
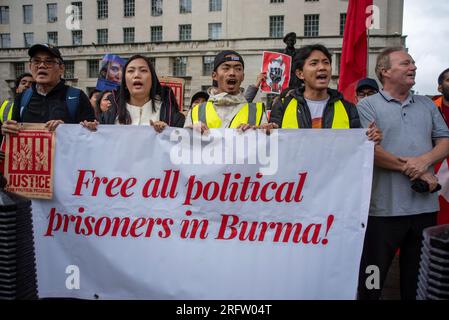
[101,54,184,131]
[94,90,112,121]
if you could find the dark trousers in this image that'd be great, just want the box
[358,212,437,300]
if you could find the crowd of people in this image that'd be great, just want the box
[1,41,449,300]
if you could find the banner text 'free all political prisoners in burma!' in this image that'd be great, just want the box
[30,125,374,299]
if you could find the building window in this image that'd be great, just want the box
[88,60,99,78]
[0,34,10,48]
[72,30,82,46]
[23,5,33,24]
[340,13,346,36]
[304,14,319,37]
[47,3,57,23]
[209,0,222,12]
[173,57,187,76]
[64,61,75,79]
[305,0,319,2]
[97,29,108,44]
[334,53,341,75]
[208,23,222,40]
[97,0,108,19]
[71,2,82,20]
[151,26,163,42]
[47,32,58,46]
[269,16,284,38]
[151,0,163,16]
[123,27,135,43]
[179,24,191,41]
[124,0,135,17]
[180,0,191,13]
[0,6,9,24]
[203,56,214,76]
[270,0,284,2]
[24,33,34,48]
[14,63,25,78]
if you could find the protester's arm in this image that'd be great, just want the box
[374,145,406,171]
[244,72,266,103]
[244,85,259,103]
[1,95,21,135]
[400,101,449,180]
[78,90,96,122]
[400,138,449,180]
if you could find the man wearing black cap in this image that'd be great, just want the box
[185,50,268,133]
[189,91,209,110]
[355,78,379,103]
[1,43,95,135]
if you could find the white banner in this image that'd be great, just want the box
[31,125,373,299]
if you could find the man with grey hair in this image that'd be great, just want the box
[357,47,449,300]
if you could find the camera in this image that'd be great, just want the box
[411,179,441,194]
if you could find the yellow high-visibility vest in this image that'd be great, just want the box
[0,99,14,123]
[191,101,264,128]
[281,98,350,129]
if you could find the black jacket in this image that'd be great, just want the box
[12,80,95,124]
[270,87,361,128]
[100,87,185,128]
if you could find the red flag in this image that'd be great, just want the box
[338,0,373,104]
[435,159,449,225]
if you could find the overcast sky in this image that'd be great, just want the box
[403,0,449,95]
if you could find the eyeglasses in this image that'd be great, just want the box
[357,91,377,99]
[30,58,61,67]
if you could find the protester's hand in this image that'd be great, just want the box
[81,120,99,132]
[400,155,431,180]
[1,120,20,135]
[255,72,267,88]
[419,171,439,192]
[150,120,168,133]
[45,120,64,131]
[259,122,279,135]
[192,121,209,135]
[366,122,382,145]
[237,123,258,133]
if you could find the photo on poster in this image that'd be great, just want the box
[96,54,126,91]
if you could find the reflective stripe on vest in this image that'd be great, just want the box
[0,100,13,123]
[191,101,264,128]
[281,98,350,129]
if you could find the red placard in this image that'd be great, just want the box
[260,51,292,95]
[4,123,55,199]
[159,77,185,111]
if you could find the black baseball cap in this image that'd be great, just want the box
[190,91,209,105]
[356,78,379,92]
[213,50,244,71]
[28,43,64,63]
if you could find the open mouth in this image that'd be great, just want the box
[37,70,48,77]
[133,81,143,88]
[316,74,328,81]
[226,79,237,86]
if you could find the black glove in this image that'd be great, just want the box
[411,179,441,194]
